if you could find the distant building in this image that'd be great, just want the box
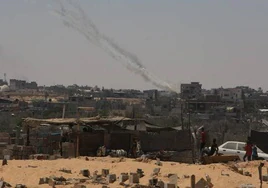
[180,82,202,99]
[143,90,158,100]
[9,79,38,90]
[0,79,8,86]
[218,88,243,102]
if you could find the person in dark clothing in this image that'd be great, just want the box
[200,127,206,153]
[252,144,258,160]
[208,138,218,156]
[131,139,137,158]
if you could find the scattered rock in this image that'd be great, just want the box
[27,165,37,168]
[106,174,116,183]
[243,171,252,177]
[195,178,209,188]
[85,157,89,161]
[129,173,140,184]
[102,169,109,177]
[0,180,11,188]
[155,158,162,166]
[119,173,129,183]
[238,168,244,175]
[39,177,49,185]
[168,174,178,188]
[137,169,145,178]
[183,175,190,179]
[149,178,158,186]
[157,180,165,188]
[15,184,27,188]
[221,171,229,177]
[60,168,72,174]
[80,169,90,177]
[240,184,256,188]
[152,168,161,176]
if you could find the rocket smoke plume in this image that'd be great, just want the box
[53,0,178,92]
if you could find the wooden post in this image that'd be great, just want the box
[191,175,195,188]
[259,162,264,186]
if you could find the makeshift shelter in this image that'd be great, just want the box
[21,116,192,158]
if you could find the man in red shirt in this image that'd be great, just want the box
[243,141,252,161]
[200,127,206,153]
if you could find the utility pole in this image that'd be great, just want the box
[62,103,66,119]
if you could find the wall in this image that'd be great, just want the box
[79,132,104,156]
[140,130,191,152]
[110,133,131,151]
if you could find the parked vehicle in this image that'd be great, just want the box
[218,141,268,160]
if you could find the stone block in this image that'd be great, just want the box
[15,185,26,188]
[48,179,55,187]
[169,174,178,187]
[153,168,161,175]
[119,174,129,183]
[263,175,268,182]
[164,183,176,188]
[149,178,158,186]
[238,168,244,175]
[60,169,72,174]
[157,180,165,188]
[102,169,110,177]
[240,184,256,188]
[195,178,208,188]
[39,177,49,185]
[129,173,139,184]
[80,169,90,177]
[106,174,116,183]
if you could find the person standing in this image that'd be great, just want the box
[208,138,219,156]
[243,141,253,161]
[252,144,258,160]
[131,138,137,158]
[200,127,206,153]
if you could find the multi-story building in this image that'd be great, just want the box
[218,88,243,102]
[143,90,158,101]
[9,79,38,90]
[180,82,202,99]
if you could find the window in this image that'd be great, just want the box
[222,142,237,150]
[237,143,245,151]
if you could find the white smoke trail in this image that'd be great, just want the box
[53,0,178,92]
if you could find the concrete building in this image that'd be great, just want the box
[9,79,38,90]
[10,79,26,90]
[218,88,243,102]
[143,90,158,101]
[180,82,202,99]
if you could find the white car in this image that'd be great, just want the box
[218,141,268,160]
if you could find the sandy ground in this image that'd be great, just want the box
[0,157,266,188]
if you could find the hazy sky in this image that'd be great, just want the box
[1,0,268,91]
